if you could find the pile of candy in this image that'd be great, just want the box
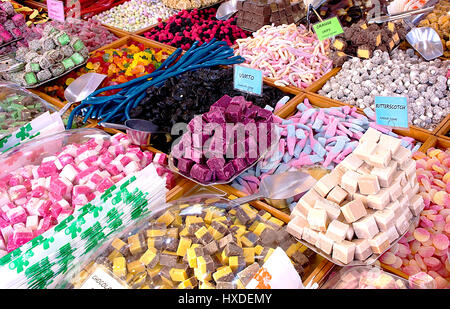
[42,41,171,101]
[418,0,450,58]
[380,147,450,289]
[235,23,333,89]
[388,0,429,14]
[162,0,221,10]
[130,67,292,132]
[231,99,419,196]
[0,132,174,254]
[319,49,450,131]
[143,8,249,50]
[66,196,317,289]
[35,18,118,52]
[171,95,277,184]
[10,1,49,26]
[93,0,178,32]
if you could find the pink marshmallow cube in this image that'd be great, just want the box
[154,153,168,165]
[75,144,89,156]
[97,177,114,193]
[30,186,46,198]
[111,133,127,145]
[123,161,140,175]
[75,166,98,184]
[72,193,88,208]
[26,215,39,230]
[119,155,132,167]
[8,175,23,187]
[99,152,114,167]
[37,161,58,178]
[105,164,121,176]
[61,144,78,157]
[8,185,27,201]
[57,153,74,167]
[1,225,13,243]
[6,206,27,225]
[37,200,52,217]
[59,164,79,183]
[13,197,28,206]
[50,177,73,198]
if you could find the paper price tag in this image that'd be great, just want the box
[375,96,409,128]
[233,65,263,96]
[80,267,126,289]
[47,0,65,23]
[313,17,344,41]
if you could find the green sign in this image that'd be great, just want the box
[313,17,344,41]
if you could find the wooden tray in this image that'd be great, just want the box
[434,114,450,142]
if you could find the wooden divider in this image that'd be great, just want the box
[435,114,450,142]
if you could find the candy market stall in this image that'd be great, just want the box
[0,0,447,290]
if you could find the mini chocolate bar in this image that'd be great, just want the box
[36,69,52,82]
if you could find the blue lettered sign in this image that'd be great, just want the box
[375,96,409,128]
[233,65,263,96]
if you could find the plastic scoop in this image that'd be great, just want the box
[217,171,317,209]
[59,73,107,117]
[216,0,238,20]
[100,119,167,147]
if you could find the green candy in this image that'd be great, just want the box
[70,52,84,65]
[30,63,40,72]
[24,72,38,85]
[57,33,70,46]
[72,39,85,52]
[62,58,75,70]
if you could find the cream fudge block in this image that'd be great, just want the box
[314,198,341,221]
[341,199,367,223]
[360,127,382,144]
[327,185,348,205]
[340,154,364,171]
[366,188,390,210]
[353,215,379,239]
[326,220,350,242]
[332,240,356,264]
[357,175,380,195]
[402,207,413,221]
[411,183,420,197]
[373,208,395,231]
[353,238,372,261]
[330,165,347,182]
[386,225,399,244]
[290,206,304,219]
[369,232,390,254]
[316,232,334,255]
[296,199,314,218]
[314,174,339,197]
[352,191,368,207]
[392,146,412,169]
[371,160,397,188]
[302,227,319,245]
[346,226,354,241]
[385,200,402,217]
[409,195,424,216]
[301,188,322,208]
[395,214,409,235]
[341,170,360,195]
[367,144,391,168]
[358,163,373,175]
[388,181,403,201]
[402,159,416,177]
[307,208,329,232]
[286,215,308,240]
[398,194,409,211]
[353,141,377,162]
[401,182,412,197]
[393,170,407,186]
[379,134,401,155]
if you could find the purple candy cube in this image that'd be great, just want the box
[10,28,22,38]
[206,157,225,171]
[204,109,226,124]
[215,162,236,181]
[256,107,273,122]
[225,104,242,123]
[204,137,225,159]
[245,136,259,159]
[244,105,259,120]
[190,164,212,183]
[176,158,195,174]
[211,95,232,108]
[188,115,205,133]
[0,30,12,42]
[12,14,25,27]
[231,158,248,173]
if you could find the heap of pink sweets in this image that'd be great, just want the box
[235,23,333,89]
[0,133,175,254]
[380,147,450,289]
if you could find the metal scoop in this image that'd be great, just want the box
[368,6,443,61]
[217,171,317,209]
[100,119,166,146]
[59,73,108,117]
[216,0,238,20]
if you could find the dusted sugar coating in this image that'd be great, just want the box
[235,23,333,89]
[381,148,450,289]
[129,67,293,132]
[0,133,175,255]
[143,8,249,50]
[66,197,316,289]
[319,49,450,131]
[93,0,178,32]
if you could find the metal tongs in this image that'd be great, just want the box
[367,6,435,24]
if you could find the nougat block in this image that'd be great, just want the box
[346,226,354,241]
[359,128,381,144]
[327,185,348,205]
[302,227,319,245]
[367,144,391,168]
[316,232,334,255]
[326,220,350,242]
[286,215,308,240]
[353,215,379,239]
[341,199,367,223]
[353,141,377,162]
[393,170,407,186]
[352,238,372,261]
[366,188,390,210]
[378,134,401,155]
[340,154,364,171]
[357,175,380,195]
[314,198,341,221]
[369,232,390,254]
[371,160,397,188]
[373,208,395,231]
[385,225,399,244]
[409,194,424,217]
[392,146,412,169]
[314,174,339,197]
[295,199,314,218]
[385,201,402,217]
[332,240,356,264]
[307,208,328,232]
[388,181,403,201]
[341,170,360,195]
[395,214,409,235]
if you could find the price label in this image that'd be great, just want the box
[47,0,65,23]
[80,267,126,289]
[233,65,263,96]
[375,96,409,128]
[313,17,344,41]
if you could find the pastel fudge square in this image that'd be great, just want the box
[286,215,308,240]
[314,173,339,197]
[358,162,373,175]
[316,232,334,255]
[409,194,424,217]
[314,198,341,221]
[341,170,360,195]
[378,134,401,155]
[366,188,390,210]
[385,225,399,243]
[367,144,391,168]
[352,215,379,239]
[369,231,390,254]
[326,185,348,205]
[341,199,367,223]
[387,181,403,201]
[371,160,397,188]
[340,154,364,171]
[352,238,372,261]
[395,214,409,235]
[359,128,381,144]
[392,146,412,169]
[326,219,350,242]
[357,174,380,195]
[372,208,395,231]
[302,227,319,245]
[307,208,328,232]
[332,240,356,264]
[353,141,377,162]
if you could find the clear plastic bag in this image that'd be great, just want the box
[57,195,318,289]
[0,82,55,140]
[321,266,410,289]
